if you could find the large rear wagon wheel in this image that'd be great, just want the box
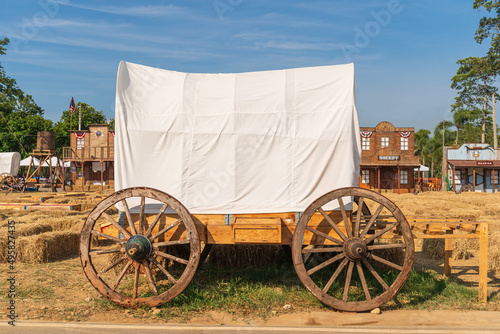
[80,187,200,308]
[292,187,414,312]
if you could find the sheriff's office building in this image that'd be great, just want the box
[359,121,420,193]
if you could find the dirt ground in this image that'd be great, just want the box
[1,189,500,325]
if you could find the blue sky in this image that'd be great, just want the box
[0,0,492,131]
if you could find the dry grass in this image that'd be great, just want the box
[385,191,500,272]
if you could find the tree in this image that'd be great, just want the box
[474,0,500,53]
[451,56,497,144]
[414,129,431,166]
[428,121,455,179]
[0,38,52,156]
[53,102,108,150]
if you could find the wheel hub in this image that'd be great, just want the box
[343,238,367,261]
[125,235,152,261]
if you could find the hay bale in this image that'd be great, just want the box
[423,239,445,260]
[16,223,53,236]
[423,238,475,261]
[16,231,80,264]
[371,244,406,272]
[208,245,287,268]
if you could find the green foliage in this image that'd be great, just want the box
[0,38,52,156]
[414,129,431,165]
[474,0,500,53]
[450,56,498,145]
[53,102,108,151]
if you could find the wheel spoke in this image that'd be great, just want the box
[369,253,403,271]
[122,199,137,236]
[337,197,352,238]
[91,230,126,244]
[101,212,132,240]
[139,197,145,235]
[307,253,345,275]
[150,219,182,242]
[149,256,178,284]
[305,226,344,246]
[323,258,349,293]
[89,247,122,256]
[318,208,348,241]
[356,260,371,301]
[154,250,189,265]
[361,257,389,291]
[342,261,355,302]
[302,246,343,254]
[142,260,158,296]
[132,265,140,299]
[367,243,406,250]
[153,239,190,248]
[112,259,133,290]
[98,255,127,277]
[364,221,399,244]
[144,203,169,238]
[359,204,384,239]
[354,197,364,237]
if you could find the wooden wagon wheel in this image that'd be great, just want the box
[292,187,414,312]
[0,173,20,192]
[458,183,473,194]
[80,187,200,308]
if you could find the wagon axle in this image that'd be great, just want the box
[343,238,367,261]
[125,235,152,261]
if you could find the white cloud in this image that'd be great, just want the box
[54,1,195,18]
[255,40,344,51]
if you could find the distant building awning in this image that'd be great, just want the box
[448,160,500,167]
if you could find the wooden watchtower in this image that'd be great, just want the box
[25,131,65,191]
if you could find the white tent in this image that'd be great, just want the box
[20,156,40,167]
[116,62,360,214]
[41,156,69,168]
[20,156,70,168]
[0,152,21,175]
[414,165,429,172]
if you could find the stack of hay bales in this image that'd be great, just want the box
[0,196,88,264]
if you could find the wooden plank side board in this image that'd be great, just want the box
[97,210,351,246]
[233,217,282,244]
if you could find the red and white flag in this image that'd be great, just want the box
[69,97,76,114]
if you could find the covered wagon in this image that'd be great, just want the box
[80,62,414,312]
[0,152,22,191]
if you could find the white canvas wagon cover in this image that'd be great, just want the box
[115,61,361,214]
[0,152,21,176]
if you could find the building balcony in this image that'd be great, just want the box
[63,146,114,161]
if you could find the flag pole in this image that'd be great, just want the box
[69,97,75,131]
[78,105,82,131]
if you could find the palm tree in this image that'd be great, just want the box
[414,129,431,166]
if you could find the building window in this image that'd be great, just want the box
[77,138,84,149]
[381,137,389,148]
[455,170,461,184]
[400,170,408,184]
[362,137,370,150]
[400,137,408,151]
[361,170,370,184]
[494,170,499,185]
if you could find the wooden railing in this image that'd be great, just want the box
[63,146,114,160]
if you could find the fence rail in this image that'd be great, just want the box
[63,147,114,160]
